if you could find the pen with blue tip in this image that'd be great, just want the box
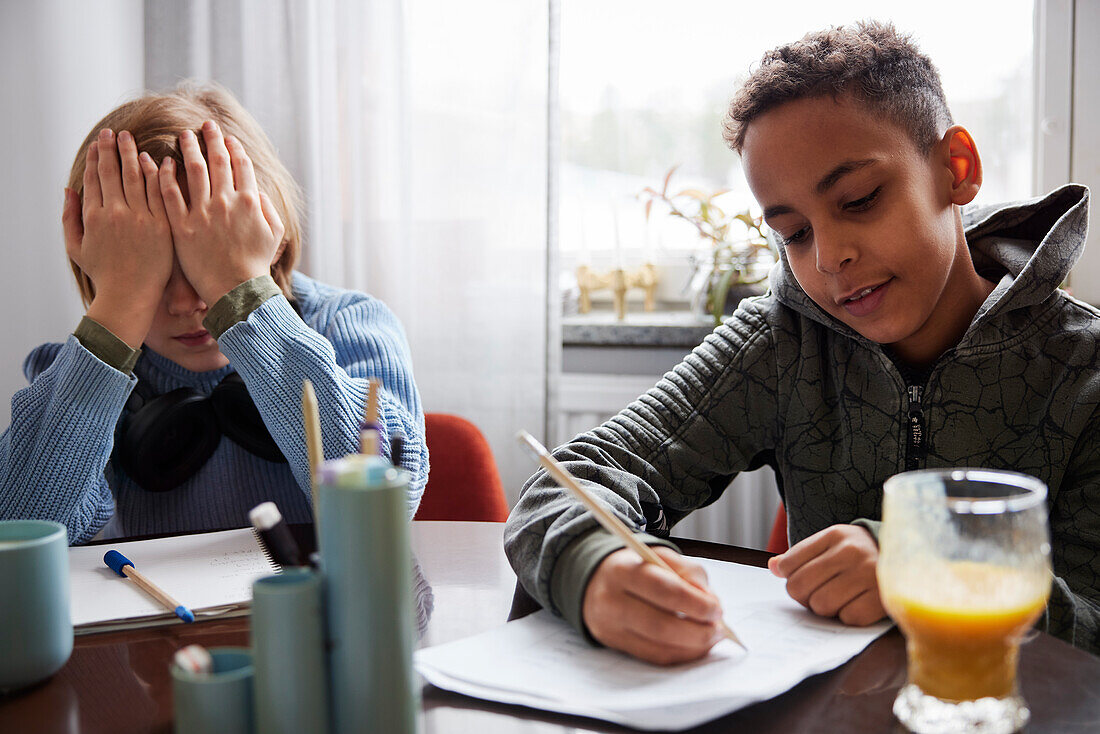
[103,550,195,623]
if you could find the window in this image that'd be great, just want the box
[559,1,1036,280]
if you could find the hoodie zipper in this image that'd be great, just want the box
[906,384,926,471]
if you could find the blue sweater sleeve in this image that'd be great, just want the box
[0,337,134,543]
[215,293,429,517]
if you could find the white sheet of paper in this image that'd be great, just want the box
[68,528,276,629]
[415,557,891,731]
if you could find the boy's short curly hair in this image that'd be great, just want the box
[67,81,302,306]
[723,21,952,155]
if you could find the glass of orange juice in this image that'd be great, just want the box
[878,468,1052,734]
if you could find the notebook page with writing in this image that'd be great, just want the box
[416,557,892,731]
[69,528,278,633]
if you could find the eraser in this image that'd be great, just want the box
[103,550,133,577]
[175,605,195,624]
[174,644,212,674]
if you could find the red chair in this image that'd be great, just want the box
[766,504,789,554]
[414,413,510,522]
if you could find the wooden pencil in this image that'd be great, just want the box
[516,430,745,650]
[103,550,194,623]
[361,378,381,455]
[302,379,324,530]
[123,565,187,615]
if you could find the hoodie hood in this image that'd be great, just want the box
[768,184,1091,343]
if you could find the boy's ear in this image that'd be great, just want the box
[943,126,982,206]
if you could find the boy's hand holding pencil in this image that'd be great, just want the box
[516,430,741,665]
[584,546,729,666]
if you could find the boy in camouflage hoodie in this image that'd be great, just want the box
[505,22,1097,663]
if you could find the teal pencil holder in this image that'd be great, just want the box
[318,456,417,734]
[172,647,254,734]
[251,568,329,734]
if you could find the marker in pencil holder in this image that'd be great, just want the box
[172,647,254,734]
[251,568,329,734]
[318,455,417,734]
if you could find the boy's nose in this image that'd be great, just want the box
[165,270,208,316]
[815,236,857,273]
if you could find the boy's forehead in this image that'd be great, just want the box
[740,95,915,201]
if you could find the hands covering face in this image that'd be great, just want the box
[158,120,285,306]
[64,121,285,326]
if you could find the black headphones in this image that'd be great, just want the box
[115,372,288,493]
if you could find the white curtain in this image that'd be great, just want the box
[0,1,144,426]
[144,0,549,497]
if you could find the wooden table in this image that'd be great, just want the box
[2,521,1099,733]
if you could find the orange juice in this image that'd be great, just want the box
[882,562,1049,702]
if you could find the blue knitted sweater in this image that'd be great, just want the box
[0,272,428,544]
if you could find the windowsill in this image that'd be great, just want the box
[562,305,715,347]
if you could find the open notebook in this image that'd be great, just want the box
[68,528,279,634]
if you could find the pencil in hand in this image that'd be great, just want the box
[103,550,195,623]
[515,430,746,651]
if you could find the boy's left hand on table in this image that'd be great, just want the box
[767,524,887,626]
[159,120,286,305]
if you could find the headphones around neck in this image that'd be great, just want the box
[115,372,288,493]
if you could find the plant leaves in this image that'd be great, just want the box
[661,165,680,197]
[710,265,739,326]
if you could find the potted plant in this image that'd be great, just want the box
[640,166,776,325]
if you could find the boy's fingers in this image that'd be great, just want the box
[804,566,869,617]
[179,129,210,205]
[622,557,722,623]
[618,592,721,652]
[83,142,103,211]
[139,152,167,220]
[61,189,84,260]
[159,158,189,229]
[258,191,285,245]
[201,120,234,196]
[837,589,887,627]
[117,131,145,210]
[782,545,850,604]
[96,129,124,204]
[658,547,711,589]
[616,627,719,667]
[770,526,838,578]
[224,134,257,193]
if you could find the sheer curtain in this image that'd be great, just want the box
[144,0,549,497]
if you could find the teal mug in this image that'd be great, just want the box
[0,520,73,693]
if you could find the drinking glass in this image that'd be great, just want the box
[878,469,1052,734]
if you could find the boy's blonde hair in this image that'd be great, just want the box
[66,81,302,306]
[723,21,952,156]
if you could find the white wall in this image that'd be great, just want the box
[0,1,144,423]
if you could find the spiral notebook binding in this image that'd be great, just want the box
[251,527,283,573]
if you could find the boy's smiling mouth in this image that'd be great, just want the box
[837,278,893,317]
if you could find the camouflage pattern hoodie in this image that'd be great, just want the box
[505,184,1099,654]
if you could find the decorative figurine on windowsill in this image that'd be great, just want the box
[576,263,658,320]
